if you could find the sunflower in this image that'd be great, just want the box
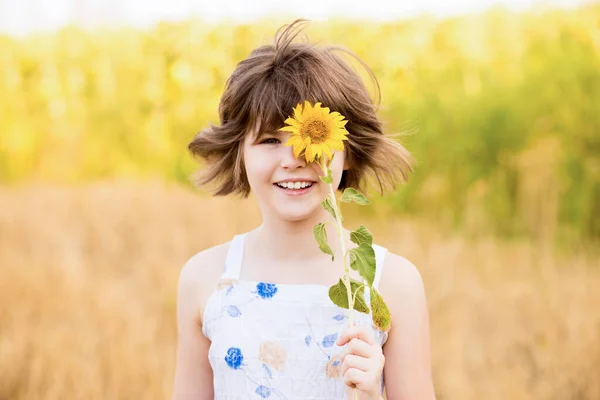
[279,101,349,163]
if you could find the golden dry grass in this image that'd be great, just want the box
[0,183,598,399]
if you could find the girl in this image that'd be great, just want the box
[172,19,436,400]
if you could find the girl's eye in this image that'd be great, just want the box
[260,138,280,145]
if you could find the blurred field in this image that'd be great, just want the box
[0,183,598,400]
[1,3,600,241]
[1,2,599,398]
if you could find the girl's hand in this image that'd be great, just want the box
[336,324,385,400]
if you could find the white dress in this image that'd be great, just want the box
[201,232,389,399]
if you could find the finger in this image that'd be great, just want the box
[340,337,376,359]
[341,354,369,375]
[343,367,361,389]
[336,324,377,347]
[343,367,375,392]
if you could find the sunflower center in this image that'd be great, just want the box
[300,119,329,144]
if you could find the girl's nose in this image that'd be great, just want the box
[280,144,306,169]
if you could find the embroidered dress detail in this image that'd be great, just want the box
[202,233,389,399]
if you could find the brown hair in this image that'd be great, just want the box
[188,19,414,198]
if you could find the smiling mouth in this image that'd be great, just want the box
[273,182,315,191]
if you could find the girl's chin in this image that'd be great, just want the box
[274,205,321,222]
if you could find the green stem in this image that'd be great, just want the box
[320,162,354,326]
[320,161,359,400]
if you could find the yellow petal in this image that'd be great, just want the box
[293,144,304,159]
[334,125,348,133]
[305,145,316,163]
[303,100,313,113]
[285,137,306,159]
[279,126,299,134]
[284,117,302,128]
[293,104,304,122]
[330,130,347,140]
[304,105,314,120]
[329,139,345,150]
[285,135,304,147]
[321,145,333,160]
[314,145,323,158]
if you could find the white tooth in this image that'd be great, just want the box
[277,182,312,189]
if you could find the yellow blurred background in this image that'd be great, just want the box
[1,2,599,399]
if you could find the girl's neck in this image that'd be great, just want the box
[246,211,351,269]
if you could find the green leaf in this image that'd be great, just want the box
[349,243,376,286]
[340,188,370,205]
[321,197,337,221]
[313,222,334,261]
[319,167,333,184]
[328,278,370,313]
[370,287,391,331]
[350,225,372,246]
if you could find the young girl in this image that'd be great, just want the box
[172,20,436,400]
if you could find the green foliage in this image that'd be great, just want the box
[321,198,337,221]
[313,222,334,261]
[370,287,391,331]
[328,278,370,313]
[349,243,376,286]
[320,167,333,184]
[340,188,370,205]
[350,225,373,246]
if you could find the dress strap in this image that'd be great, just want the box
[372,244,388,290]
[364,243,388,305]
[221,233,247,280]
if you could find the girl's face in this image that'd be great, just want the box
[243,128,348,222]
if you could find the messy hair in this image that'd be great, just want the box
[188,19,414,198]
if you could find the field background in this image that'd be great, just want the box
[1,3,599,399]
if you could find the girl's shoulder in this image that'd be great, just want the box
[377,250,424,300]
[181,240,231,276]
[177,240,233,321]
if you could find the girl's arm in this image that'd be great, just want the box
[172,257,214,400]
[380,254,436,400]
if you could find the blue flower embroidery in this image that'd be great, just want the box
[255,385,271,398]
[225,347,244,370]
[226,305,242,317]
[321,333,338,348]
[304,335,311,347]
[262,363,273,379]
[256,282,278,299]
[332,313,345,321]
[332,360,341,366]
